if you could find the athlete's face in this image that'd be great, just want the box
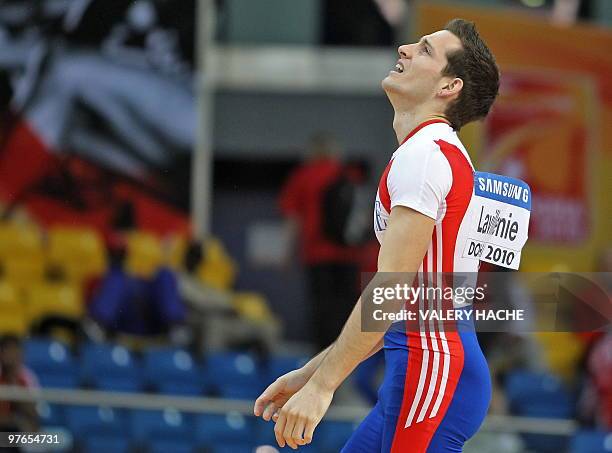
[382,30,463,107]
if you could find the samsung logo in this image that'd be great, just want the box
[477,177,529,204]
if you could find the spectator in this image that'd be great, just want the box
[178,240,234,312]
[578,330,612,430]
[178,240,280,353]
[0,335,39,433]
[279,133,363,350]
[576,249,612,429]
[88,239,187,340]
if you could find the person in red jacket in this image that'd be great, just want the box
[279,133,362,350]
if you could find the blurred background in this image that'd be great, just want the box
[0,0,610,452]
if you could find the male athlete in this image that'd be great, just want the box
[255,19,502,452]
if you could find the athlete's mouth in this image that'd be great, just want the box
[394,61,404,73]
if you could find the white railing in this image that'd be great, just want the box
[0,385,577,436]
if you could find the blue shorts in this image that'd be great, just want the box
[342,331,491,453]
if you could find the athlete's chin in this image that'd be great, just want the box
[382,78,410,103]
[381,76,400,94]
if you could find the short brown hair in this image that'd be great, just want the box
[442,19,500,131]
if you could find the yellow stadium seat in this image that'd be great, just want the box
[25,282,83,323]
[125,232,164,278]
[0,303,27,336]
[0,223,43,260]
[198,237,237,290]
[47,226,107,281]
[0,280,18,306]
[231,292,274,323]
[165,235,188,270]
[2,255,45,289]
[534,332,585,381]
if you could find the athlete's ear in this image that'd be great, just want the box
[438,77,463,98]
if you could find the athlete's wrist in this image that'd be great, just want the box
[308,370,339,394]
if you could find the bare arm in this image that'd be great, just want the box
[254,338,382,421]
[301,335,383,379]
[274,206,434,447]
[308,206,433,392]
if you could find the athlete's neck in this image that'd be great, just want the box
[392,109,450,144]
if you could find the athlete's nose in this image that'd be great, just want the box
[398,43,414,60]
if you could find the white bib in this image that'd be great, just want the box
[462,172,531,270]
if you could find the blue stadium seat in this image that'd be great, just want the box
[80,343,143,392]
[505,370,574,415]
[143,347,205,395]
[264,354,309,383]
[205,352,266,399]
[212,444,256,453]
[24,338,78,388]
[521,432,568,453]
[36,402,65,428]
[65,405,126,441]
[150,440,195,453]
[505,370,574,453]
[195,412,255,446]
[255,416,277,445]
[130,408,194,445]
[571,430,612,453]
[317,421,357,452]
[82,436,129,453]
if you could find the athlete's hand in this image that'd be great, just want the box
[254,369,311,422]
[273,380,334,449]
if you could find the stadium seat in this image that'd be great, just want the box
[65,405,127,441]
[195,412,255,446]
[150,440,195,453]
[125,232,164,278]
[130,408,194,446]
[0,223,43,259]
[317,421,357,453]
[505,370,574,417]
[205,352,266,399]
[571,430,612,453]
[24,338,79,388]
[521,432,568,453]
[264,354,309,383]
[197,237,237,290]
[2,255,45,289]
[143,347,206,395]
[81,436,130,453]
[165,234,188,270]
[36,402,65,428]
[25,282,84,324]
[47,226,106,281]
[535,332,585,380]
[232,292,276,323]
[0,308,27,336]
[80,343,143,392]
[0,280,26,335]
[0,280,18,305]
[212,445,257,453]
[506,370,575,452]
